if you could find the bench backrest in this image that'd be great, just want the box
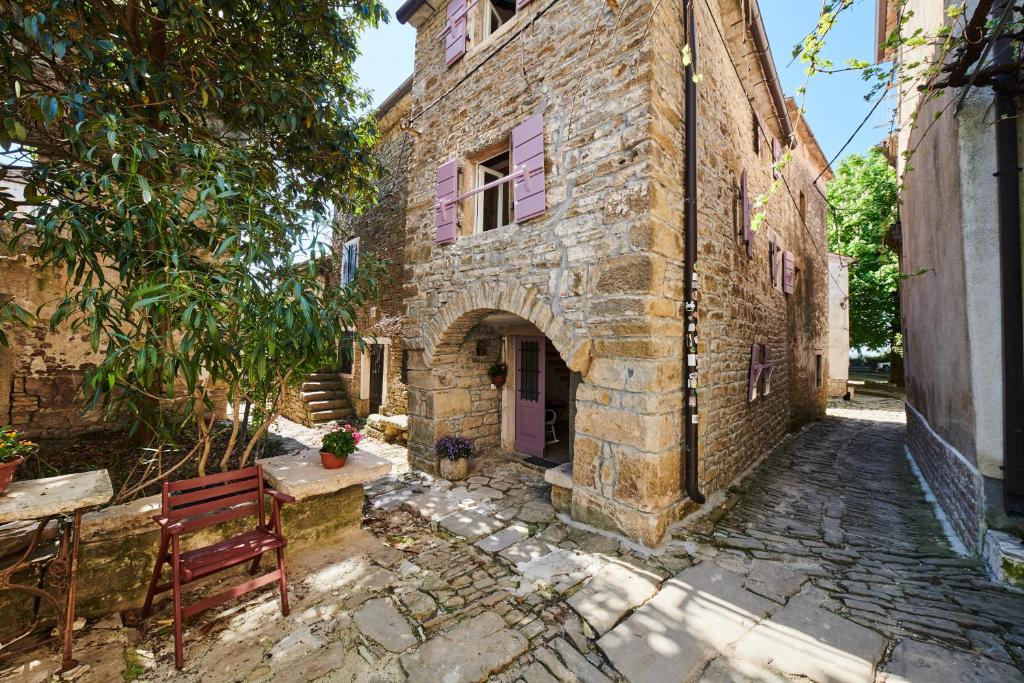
[161,465,266,534]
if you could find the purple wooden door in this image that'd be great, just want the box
[515,336,546,457]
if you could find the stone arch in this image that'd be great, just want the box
[421,281,592,374]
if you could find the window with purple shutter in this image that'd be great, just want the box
[769,237,783,289]
[748,344,763,402]
[435,160,459,244]
[515,0,533,9]
[783,250,795,294]
[442,0,469,67]
[511,113,546,223]
[762,346,774,395]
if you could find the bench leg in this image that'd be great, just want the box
[275,546,289,617]
[248,554,263,576]
[171,540,185,670]
[142,535,169,617]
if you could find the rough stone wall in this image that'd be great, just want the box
[399,0,829,546]
[333,91,413,418]
[906,402,985,552]
[0,255,110,438]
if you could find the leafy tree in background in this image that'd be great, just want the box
[0,0,387,496]
[827,150,901,360]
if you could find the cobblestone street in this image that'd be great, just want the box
[4,402,1023,682]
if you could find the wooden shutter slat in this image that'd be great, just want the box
[783,250,795,294]
[748,344,763,402]
[512,113,546,222]
[741,169,753,259]
[762,345,774,395]
[444,0,468,67]
[436,160,459,244]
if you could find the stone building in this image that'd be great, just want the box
[878,0,1024,570]
[281,80,414,428]
[828,253,853,398]
[381,0,830,547]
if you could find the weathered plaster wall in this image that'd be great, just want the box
[0,255,110,438]
[399,0,828,546]
[828,254,852,397]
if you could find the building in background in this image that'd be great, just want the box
[828,253,853,398]
[877,0,1024,575]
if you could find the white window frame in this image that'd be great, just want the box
[340,236,360,285]
[482,0,517,40]
[474,158,511,234]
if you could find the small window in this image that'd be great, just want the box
[815,354,823,388]
[475,151,511,233]
[400,349,409,384]
[483,0,517,39]
[475,339,489,356]
[799,191,806,224]
[340,237,359,285]
[752,113,760,154]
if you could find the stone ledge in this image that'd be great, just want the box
[259,448,392,500]
[0,470,113,525]
[82,494,161,542]
[544,463,574,491]
[984,529,1024,588]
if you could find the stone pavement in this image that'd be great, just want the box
[3,404,1023,682]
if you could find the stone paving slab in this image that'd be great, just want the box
[475,523,530,553]
[880,638,1024,683]
[500,538,555,565]
[567,561,661,635]
[354,597,417,653]
[399,611,528,683]
[598,562,776,683]
[438,509,505,540]
[732,592,886,683]
[403,490,464,521]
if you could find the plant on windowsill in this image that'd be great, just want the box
[320,424,361,470]
[435,435,473,481]
[0,426,35,495]
[487,361,508,389]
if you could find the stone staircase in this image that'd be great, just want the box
[299,371,355,424]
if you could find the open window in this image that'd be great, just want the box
[340,237,359,285]
[483,0,517,38]
[475,151,512,233]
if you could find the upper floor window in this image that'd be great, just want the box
[476,151,512,233]
[340,237,359,285]
[483,0,517,38]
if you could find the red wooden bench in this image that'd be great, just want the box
[142,464,294,669]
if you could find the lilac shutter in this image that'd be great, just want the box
[748,344,763,402]
[435,160,458,244]
[762,345,774,395]
[741,169,753,258]
[783,250,795,294]
[773,240,784,289]
[772,138,782,179]
[444,0,468,67]
[516,0,533,8]
[512,113,546,222]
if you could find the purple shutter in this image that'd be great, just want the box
[773,240,784,289]
[741,169,753,258]
[435,160,458,244]
[772,138,782,179]
[783,250,795,294]
[748,344,763,402]
[516,0,533,8]
[512,113,546,222]
[762,345,774,396]
[444,0,468,67]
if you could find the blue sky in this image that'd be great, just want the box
[353,0,891,164]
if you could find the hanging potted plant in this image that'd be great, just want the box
[320,424,361,470]
[435,436,473,481]
[0,426,35,495]
[487,361,508,389]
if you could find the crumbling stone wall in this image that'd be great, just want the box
[0,255,110,438]
[397,0,828,547]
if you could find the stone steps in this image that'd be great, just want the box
[310,408,354,423]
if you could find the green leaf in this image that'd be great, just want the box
[137,176,152,204]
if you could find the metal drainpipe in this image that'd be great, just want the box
[682,0,705,504]
[992,0,1024,513]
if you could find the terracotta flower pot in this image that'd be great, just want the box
[0,456,24,495]
[439,457,469,482]
[491,375,506,388]
[320,451,349,470]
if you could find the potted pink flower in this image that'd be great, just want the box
[320,423,361,469]
[0,426,35,495]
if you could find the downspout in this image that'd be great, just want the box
[992,0,1024,513]
[682,0,705,504]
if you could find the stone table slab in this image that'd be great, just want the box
[568,561,660,635]
[258,448,392,500]
[399,610,527,683]
[0,470,113,524]
[598,562,776,683]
